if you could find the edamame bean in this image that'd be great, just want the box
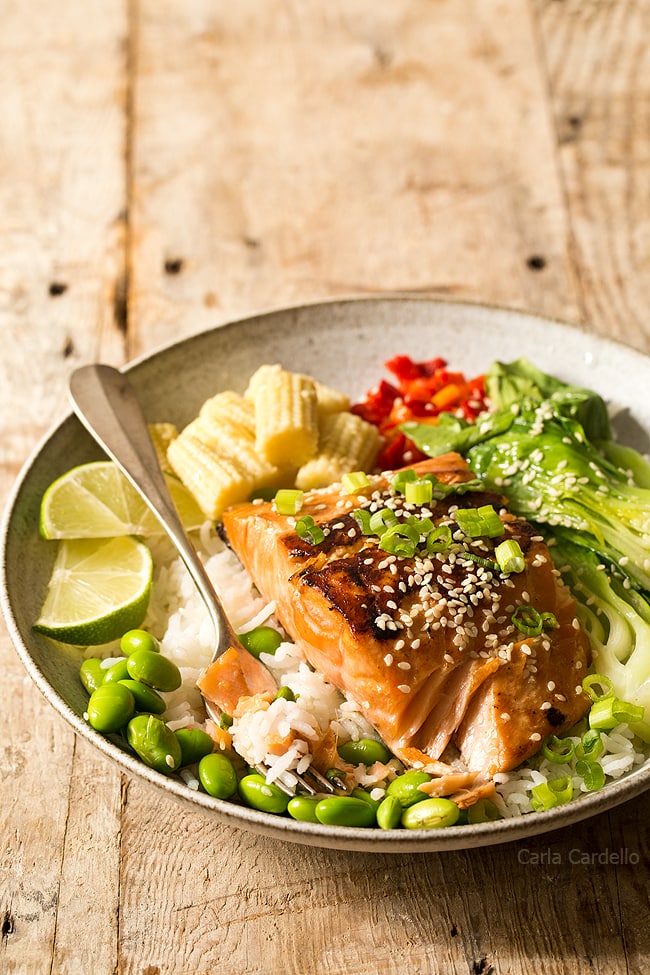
[314,796,377,828]
[238,773,289,814]
[120,628,160,656]
[102,657,130,683]
[351,787,382,815]
[287,796,321,823]
[274,686,296,702]
[86,682,135,733]
[175,727,215,766]
[237,626,283,659]
[126,714,182,774]
[198,752,238,799]
[376,794,403,830]
[467,799,501,825]
[386,770,433,807]
[337,737,391,767]
[118,679,166,715]
[80,658,105,694]
[126,649,182,692]
[401,797,459,830]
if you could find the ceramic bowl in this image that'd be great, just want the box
[3,296,650,852]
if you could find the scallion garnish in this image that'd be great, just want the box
[274,488,304,515]
[575,758,605,792]
[426,525,452,554]
[575,729,604,761]
[454,504,505,539]
[379,523,420,558]
[582,673,615,702]
[530,776,573,812]
[541,735,576,764]
[369,508,399,535]
[352,508,374,535]
[462,552,499,571]
[342,471,370,494]
[494,538,525,574]
[404,478,434,505]
[511,605,543,637]
[295,515,325,545]
[391,469,418,493]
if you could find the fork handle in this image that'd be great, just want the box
[68,364,239,656]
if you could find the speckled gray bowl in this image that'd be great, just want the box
[3,296,650,852]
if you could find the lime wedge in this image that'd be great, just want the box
[34,536,153,645]
[39,461,204,539]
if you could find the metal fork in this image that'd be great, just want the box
[68,364,339,797]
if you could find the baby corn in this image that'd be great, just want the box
[148,422,178,474]
[295,411,383,490]
[246,364,319,466]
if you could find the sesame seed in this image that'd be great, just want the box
[530,733,541,742]
[397,661,411,671]
[384,653,394,666]
[397,684,411,694]
[500,713,511,721]
[547,681,555,691]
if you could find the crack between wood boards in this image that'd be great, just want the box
[47,735,77,975]
[119,0,139,354]
[528,1,590,323]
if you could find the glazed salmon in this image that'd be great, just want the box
[211,454,591,779]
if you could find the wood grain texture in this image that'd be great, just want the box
[128,0,579,355]
[1,0,649,972]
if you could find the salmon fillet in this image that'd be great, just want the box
[213,454,591,778]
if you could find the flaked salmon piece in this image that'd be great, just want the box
[218,453,592,779]
[197,645,277,717]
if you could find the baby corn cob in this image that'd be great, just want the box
[167,432,257,520]
[313,379,351,419]
[199,390,256,436]
[295,411,383,490]
[246,364,319,467]
[148,422,178,474]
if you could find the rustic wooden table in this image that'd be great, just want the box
[2,2,649,972]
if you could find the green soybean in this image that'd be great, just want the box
[274,686,296,702]
[86,682,135,733]
[337,737,391,767]
[314,796,377,828]
[126,714,182,774]
[287,795,321,823]
[102,657,130,683]
[401,797,459,830]
[237,625,283,659]
[175,727,215,766]
[80,658,105,694]
[238,773,290,814]
[351,787,382,814]
[120,628,160,656]
[126,649,182,692]
[118,679,166,715]
[467,799,501,825]
[376,794,403,830]
[198,752,238,799]
[386,770,433,807]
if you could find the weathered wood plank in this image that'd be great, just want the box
[535,0,650,353]
[128,0,580,357]
[0,1,129,972]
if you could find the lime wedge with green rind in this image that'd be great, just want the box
[34,536,153,646]
[39,461,204,539]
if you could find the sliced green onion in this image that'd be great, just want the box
[542,735,576,764]
[541,611,558,631]
[404,478,434,505]
[391,469,418,493]
[295,515,325,545]
[612,700,645,725]
[462,552,499,571]
[454,504,505,539]
[426,525,452,554]
[588,696,619,730]
[575,729,604,761]
[530,776,573,812]
[342,471,370,494]
[274,489,304,515]
[511,605,543,637]
[408,515,435,537]
[352,509,374,534]
[582,673,615,702]
[369,508,399,535]
[494,539,525,574]
[575,759,606,792]
[219,712,233,730]
[379,523,420,558]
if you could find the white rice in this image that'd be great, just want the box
[130,522,650,812]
